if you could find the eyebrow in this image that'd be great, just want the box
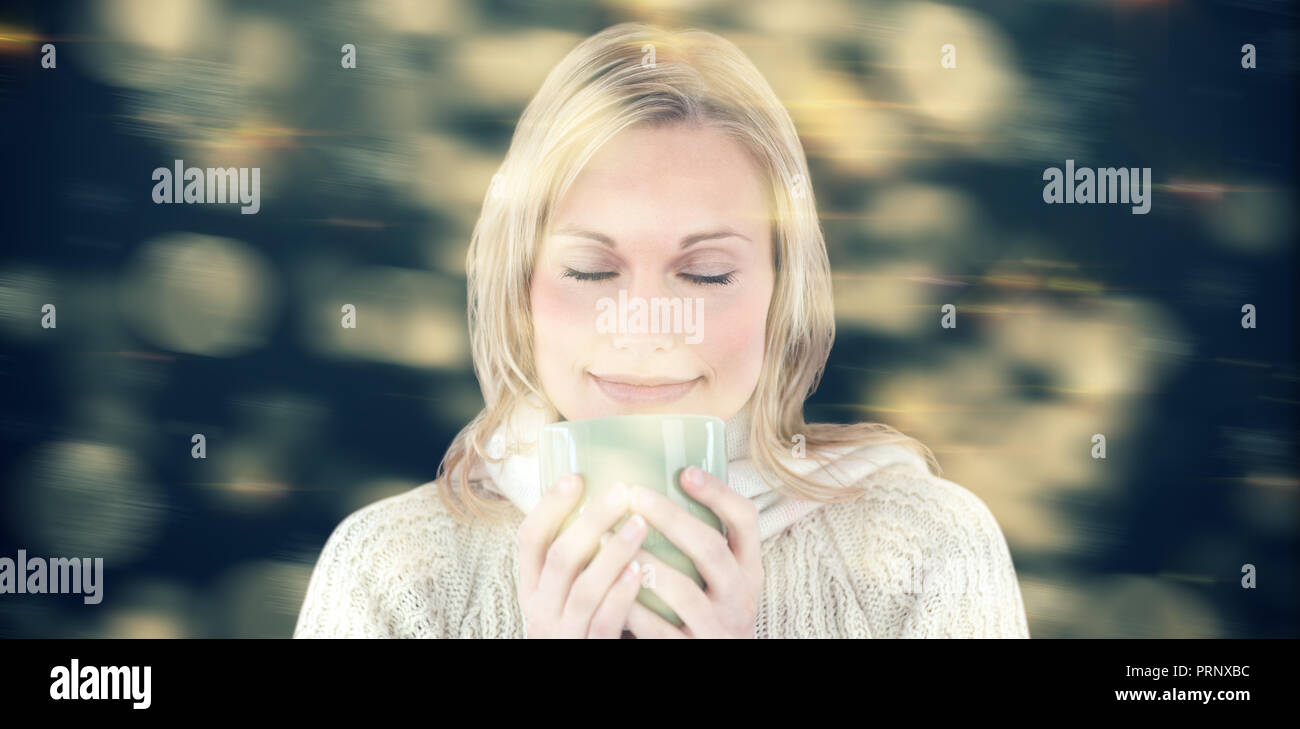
[550,225,751,249]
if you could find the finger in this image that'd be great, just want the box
[631,548,725,638]
[535,481,633,611]
[516,472,584,598]
[586,558,644,638]
[628,481,744,599]
[625,600,688,639]
[564,512,646,632]
[678,466,762,580]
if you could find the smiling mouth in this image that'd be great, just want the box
[588,372,701,405]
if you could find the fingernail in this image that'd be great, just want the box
[687,466,705,487]
[605,481,628,506]
[619,513,646,542]
[558,474,578,493]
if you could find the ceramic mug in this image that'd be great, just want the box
[538,413,727,626]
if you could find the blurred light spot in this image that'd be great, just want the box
[892,2,1020,132]
[451,30,584,105]
[987,295,1185,397]
[743,0,858,38]
[423,224,473,277]
[868,296,1184,553]
[12,440,166,563]
[734,33,912,177]
[1203,184,1294,255]
[0,24,39,56]
[832,261,936,334]
[1090,575,1221,638]
[232,17,303,90]
[1021,574,1220,637]
[410,132,504,214]
[738,34,823,104]
[119,233,279,357]
[366,0,472,36]
[202,440,294,512]
[102,612,188,639]
[861,184,976,239]
[95,0,219,55]
[96,579,193,638]
[304,265,469,369]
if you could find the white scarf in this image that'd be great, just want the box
[473,395,932,542]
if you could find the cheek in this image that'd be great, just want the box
[530,277,600,386]
[531,277,594,337]
[699,292,768,379]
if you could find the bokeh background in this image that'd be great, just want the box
[2,0,1296,638]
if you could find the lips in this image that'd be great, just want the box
[588,372,701,405]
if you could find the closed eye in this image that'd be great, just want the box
[561,268,616,282]
[681,272,735,286]
[561,268,735,286]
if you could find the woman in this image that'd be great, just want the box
[294,22,1030,639]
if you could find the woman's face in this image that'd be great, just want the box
[530,122,775,421]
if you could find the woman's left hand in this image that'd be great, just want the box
[623,466,763,638]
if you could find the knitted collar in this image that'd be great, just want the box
[475,395,930,542]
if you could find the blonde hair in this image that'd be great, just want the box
[435,22,941,524]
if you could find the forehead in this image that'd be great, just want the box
[551,123,772,233]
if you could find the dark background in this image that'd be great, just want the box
[1,0,1296,637]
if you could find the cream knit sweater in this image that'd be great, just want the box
[295,410,1031,639]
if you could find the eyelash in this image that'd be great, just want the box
[561,268,735,286]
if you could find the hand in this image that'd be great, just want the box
[516,473,648,638]
[623,466,763,638]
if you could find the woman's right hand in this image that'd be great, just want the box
[516,473,648,638]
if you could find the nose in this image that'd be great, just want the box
[610,273,677,357]
[612,328,674,358]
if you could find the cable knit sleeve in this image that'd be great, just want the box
[292,483,524,638]
[293,502,395,638]
[894,472,1031,638]
[831,463,1031,639]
